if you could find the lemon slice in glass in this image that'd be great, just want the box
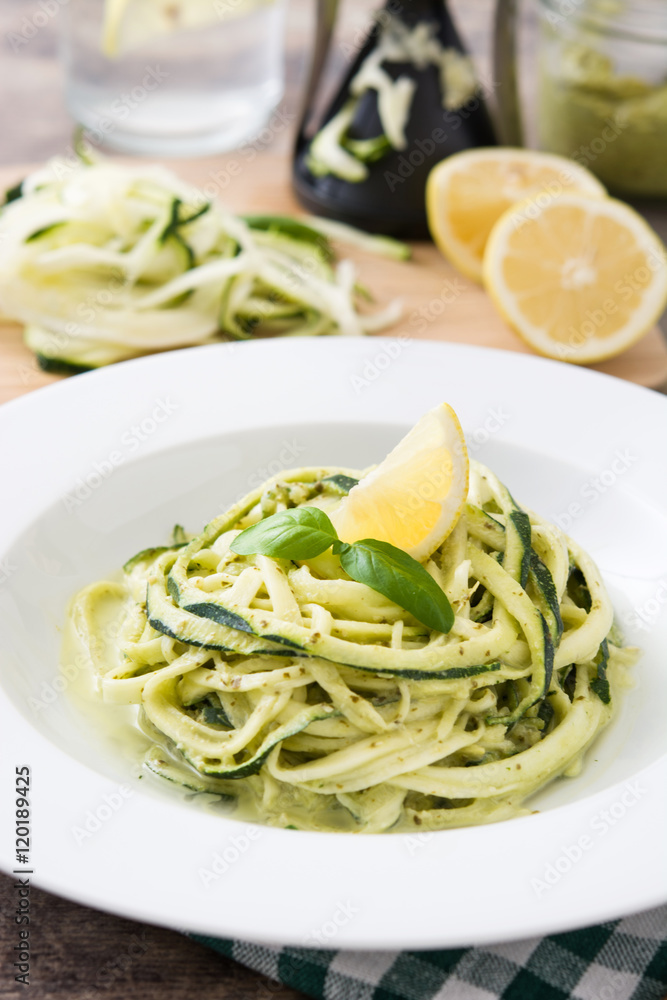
[102,0,267,58]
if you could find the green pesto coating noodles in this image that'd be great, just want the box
[66,460,637,833]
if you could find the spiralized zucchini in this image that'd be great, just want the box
[0,161,404,371]
[67,461,637,833]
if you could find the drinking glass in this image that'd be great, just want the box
[60,0,288,156]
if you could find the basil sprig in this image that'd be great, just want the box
[231,507,454,634]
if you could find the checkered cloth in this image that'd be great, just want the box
[192,905,667,1000]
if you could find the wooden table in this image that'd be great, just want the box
[0,878,304,1000]
[1,2,666,998]
[1,151,666,403]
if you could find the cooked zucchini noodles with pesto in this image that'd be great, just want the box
[67,450,636,833]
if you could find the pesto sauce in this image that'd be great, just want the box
[538,42,667,197]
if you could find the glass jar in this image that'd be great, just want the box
[536,0,667,197]
[60,0,288,157]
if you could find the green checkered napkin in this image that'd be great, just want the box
[193,905,667,1000]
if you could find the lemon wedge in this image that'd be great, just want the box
[483,193,667,364]
[331,403,469,562]
[426,148,606,283]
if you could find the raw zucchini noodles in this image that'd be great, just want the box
[0,160,405,372]
[67,462,636,833]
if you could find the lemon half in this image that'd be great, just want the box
[483,193,667,364]
[426,148,606,283]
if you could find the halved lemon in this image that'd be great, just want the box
[426,148,606,283]
[331,403,469,562]
[483,193,667,364]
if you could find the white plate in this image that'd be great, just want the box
[0,338,665,950]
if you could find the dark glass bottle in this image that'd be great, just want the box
[292,0,498,238]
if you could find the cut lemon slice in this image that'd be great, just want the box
[483,193,667,364]
[102,0,132,56]
[102,0,262,58]
[331,403,469,562]
[426,148,606,283]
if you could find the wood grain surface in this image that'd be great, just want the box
[1,155,667,406]
[0,877,304,1000]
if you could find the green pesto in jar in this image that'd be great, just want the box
[538,42,667,197]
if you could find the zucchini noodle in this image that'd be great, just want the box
[66,461,637,833]
[0,161,405,371]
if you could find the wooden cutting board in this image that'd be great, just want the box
[1,154,666,406]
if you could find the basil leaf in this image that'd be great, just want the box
[230,507,454,633]
[230,507,338,560]
[339,539,454,633]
